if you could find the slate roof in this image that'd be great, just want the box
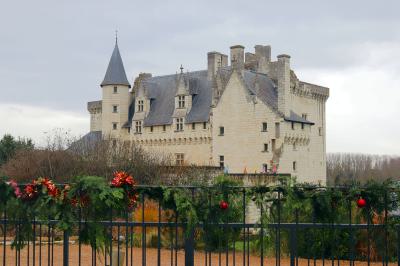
[68,131,102,152]
[241,70,278,110]
[101,43,131,87]
[125,68,313,127]
[123,101,135,128]
[284,111,314,125]
[138,70,213,126]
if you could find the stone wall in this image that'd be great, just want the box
[130,122,213,166]
[211,70,282,174]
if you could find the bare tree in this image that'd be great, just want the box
[327,153,400,185]
[1,130,216,185]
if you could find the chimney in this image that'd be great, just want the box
[254,45,271,74]
[221,54,228,67]
[255,45,271,62]
[230,45,245,71]
[276,54,291,116]
[207,51,228,80]
[245,52,257,71]
[245,52,256,63]
[133,72,152,89]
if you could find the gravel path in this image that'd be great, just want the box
[0,244,396,266]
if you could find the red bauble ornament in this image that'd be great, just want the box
[357,198,366,208]
[219,200,229,210]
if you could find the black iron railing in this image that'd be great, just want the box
[1,185,399,266]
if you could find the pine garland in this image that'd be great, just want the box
[0,174,399,252]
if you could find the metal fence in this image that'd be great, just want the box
[1,185,399,266]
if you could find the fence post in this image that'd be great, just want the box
[185,187,195,266]
[397,226,400,266]
[184,228,195,266]
[63,230,69,266]
[289,227,296,266]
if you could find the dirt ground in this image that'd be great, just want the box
[0,244,396,266]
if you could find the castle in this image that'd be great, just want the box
[87,40,329,183]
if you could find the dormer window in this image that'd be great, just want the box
[178,95,185,108]
[138,100,144,112]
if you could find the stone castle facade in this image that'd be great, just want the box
[87,41,329,183]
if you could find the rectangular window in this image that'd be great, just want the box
[150,126,154,133]
[293,161,297,171]
[176,153,184,166]
[219,126,224,136]
[262,122,268,132]
[112,139,117,147]
[178,95,185,108]
[291,122,295,130]
[319,127,323,136]
[301,123,304,130]
[128,128,131,134]
[138,100,144,112]
[112,105,118,113]
[163,125,166,132]
[203,122,207,129]
[135,121,142,133]
[263,164,268,173]
[176,118,183,131]
[302,113,308,120]
[263,143,269,152]
[112,122,117,130]
[219,155,224,168]
[192,123,196,130]
[113,86,118,94]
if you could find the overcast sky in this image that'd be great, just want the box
[0,0,399,154]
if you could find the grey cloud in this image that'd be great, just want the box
[0,0,400,153]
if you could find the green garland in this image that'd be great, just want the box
[1,174,399,252]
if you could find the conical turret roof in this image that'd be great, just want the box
[101,43,131,87]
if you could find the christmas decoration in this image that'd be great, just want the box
[357,197,366,208]
[111,171,138,209]
[219,200,229,210]
[7,180,21,198]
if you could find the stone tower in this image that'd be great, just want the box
[100,40,131,139]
